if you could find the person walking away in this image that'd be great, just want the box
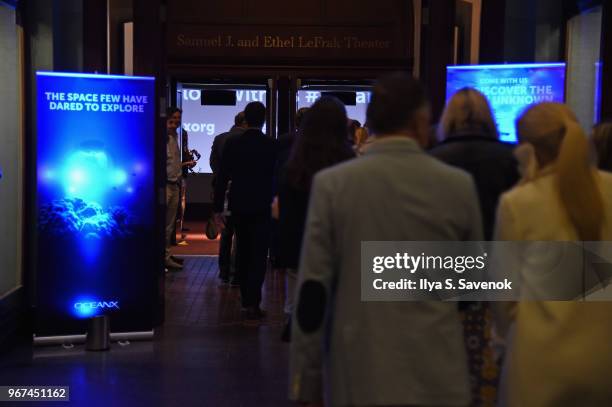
[289,74,480,407]
[214,102,277,322]
[277,97,354,341]
[493,103,612,407]
[210,112,247,285]
[431,88,519,406]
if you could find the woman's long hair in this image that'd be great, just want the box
[438,87,499,141]
[517,103,605,240]
[354,127,370,153]
[285,96,355,191]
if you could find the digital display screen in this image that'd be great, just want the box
[180,86,267,173]
[296,90,371,127]
[446,63,566,143]
[36,72,156,336]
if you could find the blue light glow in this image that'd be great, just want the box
[50,148,132,204]
[595,62,602,123]
[71,296,120,318]
[40,168,55,180]
[71,296,98,318]
[61,149,114,203]
[112,170,128,186]
[133,162,145,173]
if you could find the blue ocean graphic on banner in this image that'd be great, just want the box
[36,72,156,336]
[446,63,566,143]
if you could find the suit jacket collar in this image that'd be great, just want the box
[364,136,423,156]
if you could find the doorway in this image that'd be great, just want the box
[171,76,375,255]
[173,79,273,255]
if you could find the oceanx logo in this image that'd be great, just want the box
[74,301,120,311]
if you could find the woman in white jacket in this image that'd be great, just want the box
[494,103,612,407]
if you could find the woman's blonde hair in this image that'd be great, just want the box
[517,103,605,240]
[438,88,499,141]
[354,126,369,147]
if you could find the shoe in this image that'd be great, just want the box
[171,256,184,265]
[178,241,189,246]
[165,258,183,269]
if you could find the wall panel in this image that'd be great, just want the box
[0,4,22,298]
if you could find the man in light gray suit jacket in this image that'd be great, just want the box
[289,75,483,407]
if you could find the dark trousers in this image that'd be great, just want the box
[234,212,271,308]
[218,216,234,281]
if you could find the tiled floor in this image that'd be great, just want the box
[0,257,292,407]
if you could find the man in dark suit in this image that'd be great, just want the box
[214,102,277,321]
[210,111,247,285]
[210,111,246,175]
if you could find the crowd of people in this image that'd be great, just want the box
[165,73,612,407]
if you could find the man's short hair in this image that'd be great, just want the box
[295,107,310,129]
[235,111,246,127]
[166,106,181,117]
[366,74,428,135]
[244,102,266,128]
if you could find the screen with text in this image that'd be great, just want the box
[446,63,566,143]
[296,90,371,127]
[180,86,267,173]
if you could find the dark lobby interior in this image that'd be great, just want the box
[1,0,612,406]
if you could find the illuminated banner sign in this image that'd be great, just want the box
[36,72,156,338]
[446,63,566,143]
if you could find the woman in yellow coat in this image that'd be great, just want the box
[494,103,612,407]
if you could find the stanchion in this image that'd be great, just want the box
[85,315,110,351]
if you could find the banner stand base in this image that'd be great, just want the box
[33,330,154,346]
